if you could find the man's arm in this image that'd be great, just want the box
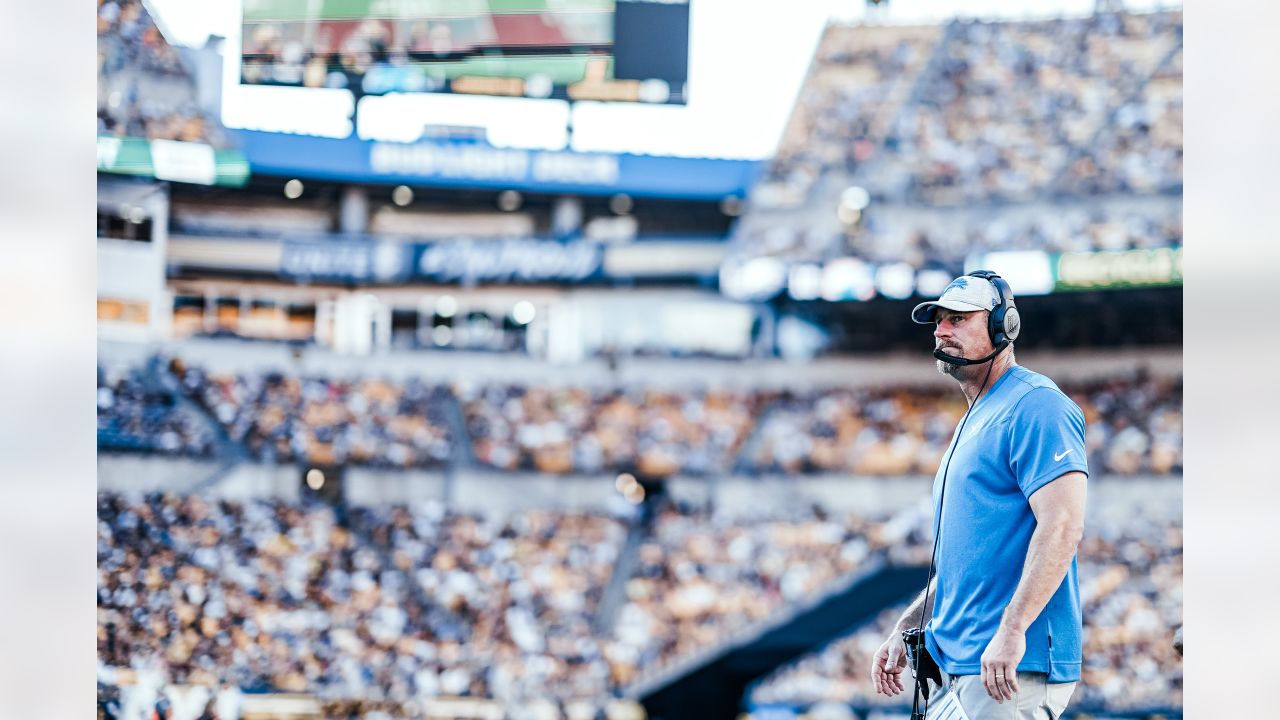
[871,577,936,696]
[894,576,937,633]
[981,471,1087,703]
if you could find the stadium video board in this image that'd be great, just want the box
[240,0,689,104]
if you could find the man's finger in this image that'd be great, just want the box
[881,658,898,696]
[873,651,889,695]
[994,666,1010,701]
[1000,666,1016,701]
[983,664,1000,703]
[1002,668,1019,700]
[870,649,883,694]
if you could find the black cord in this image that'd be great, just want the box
[910,353,999,719]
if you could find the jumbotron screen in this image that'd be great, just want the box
[240,0,690,104]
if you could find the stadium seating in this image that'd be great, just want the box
[99,357,1183,478]
[95,493,899,710]
[760,11,1182,206]
[758,25,941,207]
[751,371,1183,476]
[97,364,216,456]
[458,384,767,477]
[173,363,456,469]
[97,490,1180,717]
[97,493,627,708]
[876,13,1182,205]
[739,11,1183,270]
[605,502,895,685]
[749,506,1183,714]
[97,0,228,147]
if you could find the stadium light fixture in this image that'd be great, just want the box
[392,185,414,207]
[512,301,537,326]
[609,194,633,215]
[497,190,523,212]
[431,325,453,347]
[435,295,458,319]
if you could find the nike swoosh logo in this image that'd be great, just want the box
[1054,450,1072,462]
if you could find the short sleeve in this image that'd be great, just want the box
[1008,387,1089,498]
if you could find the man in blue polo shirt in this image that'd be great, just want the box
[869,272,1089,719]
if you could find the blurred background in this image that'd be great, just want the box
[95,0,1182,718]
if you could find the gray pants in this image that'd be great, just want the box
[926,669,1076,720]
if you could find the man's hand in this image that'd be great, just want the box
[980,624,1026,702]
[871,632,909,696]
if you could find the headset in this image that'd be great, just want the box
[932,270,1022,367]
[910,270,1019,719]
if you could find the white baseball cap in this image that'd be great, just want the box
[910,274,1002,324]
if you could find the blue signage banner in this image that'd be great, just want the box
[279,240,415,283]
[232,130,763,200]
[415,238,602,283]
[277,237,605,284]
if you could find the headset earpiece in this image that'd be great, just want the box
[966,270,1020,346]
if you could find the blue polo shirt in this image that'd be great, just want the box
[923,365,1089,683]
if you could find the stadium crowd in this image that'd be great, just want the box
[97,0,185,77]
[97,493,627,718]
[96,493,913,717]
[742,11,1183,268]
[98,488,1178,717]
[458,384,765,477]
[749,507,1183,713]
[607,502,911,686]
[761,25,939,206]
[97,0,227,146]
[855,199,1182,270]
[750,370,1183,477]
[172,363,456,469]
[98,364,216,457]
[1056,46,1183,197]
[740,197,1181,266]
[877,12,1182,205]
[99,360,1182,478]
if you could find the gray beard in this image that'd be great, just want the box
[936,358,958,376]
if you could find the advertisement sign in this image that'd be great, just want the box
[274,237,603,284]
[279,240,414,283]
[416,238,602,283]
[1053,247,1183,291]
[233,130,762,199]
